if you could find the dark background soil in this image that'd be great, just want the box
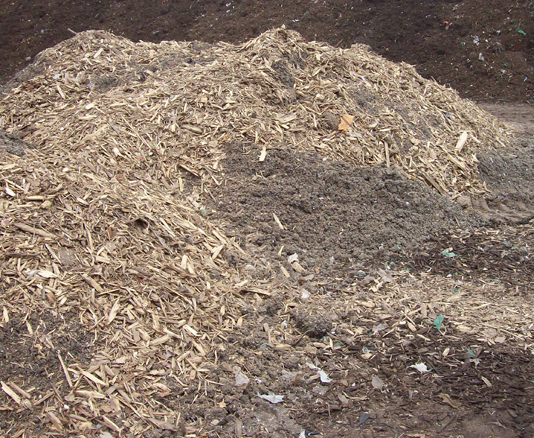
[1,0,533,101]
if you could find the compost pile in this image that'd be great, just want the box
[1,28,533,437]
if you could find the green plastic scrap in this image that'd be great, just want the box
[433,314,444,331]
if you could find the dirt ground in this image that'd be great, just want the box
[0,2,534,438]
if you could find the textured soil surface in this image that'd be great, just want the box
[133,302,534,438]
[206,142,478,279]
[0,0,533,101]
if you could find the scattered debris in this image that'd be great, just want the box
[371,375,386,391]
[434,314,445,331]
[410,363,431,373]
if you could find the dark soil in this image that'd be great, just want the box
[206,142,478,280]
[409,224,534,292]
[1,0,533,101]
[193,143,534,436]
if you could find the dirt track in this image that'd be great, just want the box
[481,103,534,137]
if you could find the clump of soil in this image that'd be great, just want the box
[0,129,32,156]
[292,304,335,339]
[206,142,478,278]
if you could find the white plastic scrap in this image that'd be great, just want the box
[410,362,430,373]
[288,253,299,263]
[371,375,385,390]
[307,363,331,383]
[372,322,388,335]
[318,369,331,383]
[258,393,284,404]
[234,370,250,387]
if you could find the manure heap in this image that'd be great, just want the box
[0,28,517,436]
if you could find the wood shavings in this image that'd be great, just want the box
[0,27,521,437]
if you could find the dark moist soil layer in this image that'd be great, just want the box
[1,0,533,101]
[198,312,534,438]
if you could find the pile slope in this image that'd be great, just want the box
[1,29,533,437]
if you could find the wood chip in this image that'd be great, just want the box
[1,381,21,405]
[259,145,267,162]
[13,222,56,239]
[273,213,285,230]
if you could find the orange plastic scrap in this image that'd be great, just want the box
[338,114,355,132]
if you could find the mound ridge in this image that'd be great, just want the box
[1,27,509,195]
